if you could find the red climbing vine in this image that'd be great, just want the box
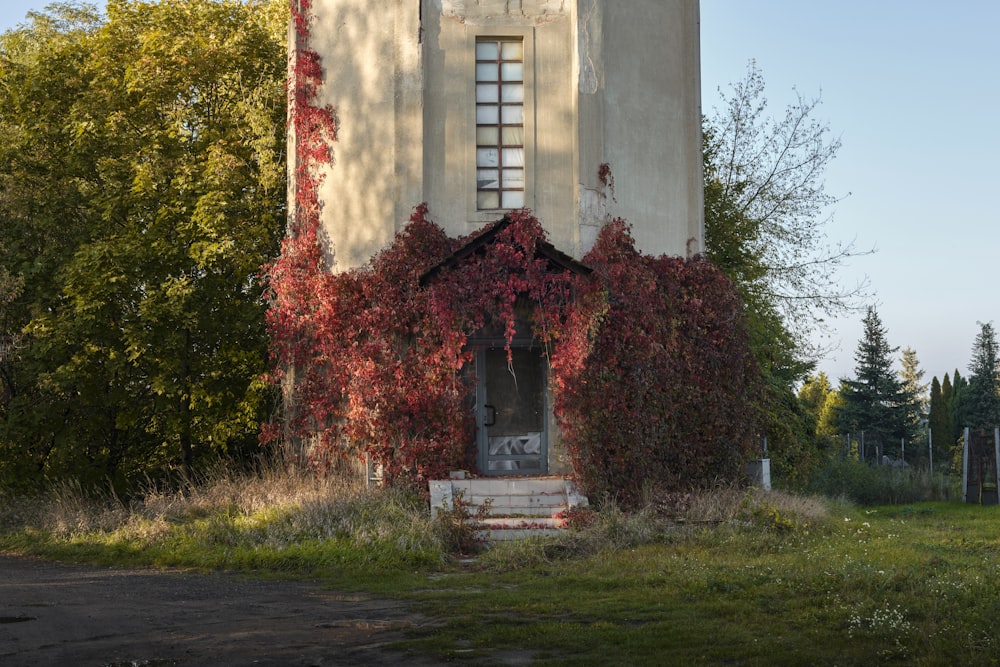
[553,220,763,505]
[265,0,763,501]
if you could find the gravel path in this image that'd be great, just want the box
[0,554,441,666]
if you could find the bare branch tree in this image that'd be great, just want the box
[705,61,872,358]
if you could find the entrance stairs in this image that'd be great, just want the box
[429,476,589,541]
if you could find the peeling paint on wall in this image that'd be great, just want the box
[577,0,601,94]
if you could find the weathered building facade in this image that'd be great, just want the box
[288,1,705,484]
[291,0,704,270]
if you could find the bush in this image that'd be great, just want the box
[269,211,763,502]
[807,458,958,505]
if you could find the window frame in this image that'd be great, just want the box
[470,33,533,219]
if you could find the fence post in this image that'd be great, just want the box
[928,427,933,476]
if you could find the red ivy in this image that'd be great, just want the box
[268,203,761,502]
[265,1,762,500]
[554,220,763,505]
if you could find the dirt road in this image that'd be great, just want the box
[0,554,441,666]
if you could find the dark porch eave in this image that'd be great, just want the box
[419,215,592,286]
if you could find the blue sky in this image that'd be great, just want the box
[701,2,1000,385]
[4,2,997,387]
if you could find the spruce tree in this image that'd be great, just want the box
[838,306,909,461]
[965,322,1000,428]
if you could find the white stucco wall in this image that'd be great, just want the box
[293,0,703,270]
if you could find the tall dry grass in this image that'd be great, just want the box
[1,462,835,574]
[0,459,448,565]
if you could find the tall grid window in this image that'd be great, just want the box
[475,38,524,210]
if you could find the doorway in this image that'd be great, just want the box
[476,346,547,474]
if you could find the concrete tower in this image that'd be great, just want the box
[292,0,704,271]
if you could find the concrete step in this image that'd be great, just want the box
[477,517,568,542]
[479,516,567,530]
[480,527,566,541]
[429,475,588,541]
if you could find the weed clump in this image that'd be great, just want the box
[431,489,493,555]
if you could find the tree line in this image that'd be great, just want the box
[0,0,288,490]
[798,310,1000,468]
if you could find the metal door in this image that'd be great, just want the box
[477,346,547,474]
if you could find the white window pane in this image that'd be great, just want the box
[477,147,499,167]
[476,63,498,82]
[501,41,523,60]
[501,62,522,81]
[502,147,524,167]
[478,191,499,209]
[477,84,498,103]
[477,126,499,145]
[476,105,499,124]
[476,42,498,60]
[501,105,523,124]
[501,84,523,103]
[502,191,524,208]
[477,169,499,189]
[501,169,524,189]
[502,126,523,145]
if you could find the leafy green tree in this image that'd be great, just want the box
[838,306,910,460]
[0,258,24,418]
[799,372,833,424]
[965,322,1000,429]
[703,62,869,484]
[817,383,845,440]
[704,60,869,353]
[703,62,880,488]
[798,370,847,459]
[0,0,288,489]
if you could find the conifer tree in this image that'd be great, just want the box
[838,306,910,460]
[940,372,954,443]
[928,376,948,462]
[951,370,969,440]
[965,322,1000,429]
[899,346,928,449]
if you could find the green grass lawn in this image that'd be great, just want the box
[2,473,998,665]
[394,502,1000,665]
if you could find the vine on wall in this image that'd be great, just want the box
[555,220,763,504]
[263,0,338,452]
[266,1,763,501]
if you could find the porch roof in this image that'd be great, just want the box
[419,215,592,286]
